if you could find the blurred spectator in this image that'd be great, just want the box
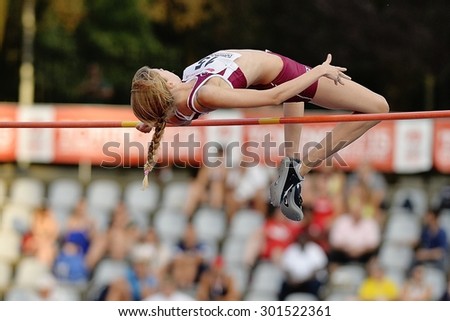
[53,240,89,285]
[318,165,347,216]
[85,202,140,270]
[347,179,380,221]
[29,274,72,301]
[308,172,336,251]
[347,161,388,210]
[22,206,59,267]
[170,223,209,290]
[434,185,450,212]
[105,203,139,260]
[196,256,240,301]
[413,208,448,271]
[278,231,328,300]
[358,257,399,301]
[146,275,194,301]
[106,246,158,301]
[65,199,95,256]
[225,162,272,219]
[184,147,227,218]
[132,228,172,278]
[400,265,433,301]
[244,206,305,268]
[328,197,381,269]
[77,63,114,103]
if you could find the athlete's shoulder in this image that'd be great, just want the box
[195,82,227,108]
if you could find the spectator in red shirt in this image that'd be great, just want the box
[309,172,336,252]
[244,206,306,268]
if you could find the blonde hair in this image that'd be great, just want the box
[131,66,175,188]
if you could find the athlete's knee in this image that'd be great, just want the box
[372,95,389,114]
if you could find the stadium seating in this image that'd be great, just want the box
[379,242,414,272]
[0,179,6,207]
[4,287,36,301]
[285,292,318,301]
[329,264,366,295]
[244,290,278,301]
[153,208,188,245]
[228,209,264,240]
[192,207,227,243]
[13,257,49,288]
[391,186,428,217]
[384,211,421,245]
[0,203,33,233]
[438,210,450,245]
[0,230,21,264]
[47,178,83,211]
[86,179,121,230]
[86,258,128,300]
[324,290,355,301]
[247,261,284,295]
[47,178,83,230]
[0,261,12,295]
[384,267,406,288]
[222,237,247,268]
[161,181,190,210]
[0,169,448,302]
[422,266,447,300]
[5,284,81,301]
[225,264,250,296]
[9,177,45,209]
[124,180,160,230]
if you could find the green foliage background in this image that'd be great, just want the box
[1,0,449,111]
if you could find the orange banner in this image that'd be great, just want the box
[434,119,450,173]
[0,104,17,162]
[0,103,448,174]
[52,106,205,167]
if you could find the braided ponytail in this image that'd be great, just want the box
[130,66,175,189]
[142,119,166,189]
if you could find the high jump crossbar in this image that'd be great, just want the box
[1,110,449,128]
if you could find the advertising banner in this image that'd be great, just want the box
[0,103,447,174]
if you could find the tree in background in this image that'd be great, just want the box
[0,0,21,102]
[0,0,8,49]
[33,0,177,103]
[0,0,449,109]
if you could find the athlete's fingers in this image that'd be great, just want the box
[322,54,332,66]
[136,122,152,133]
[337,72,351,85]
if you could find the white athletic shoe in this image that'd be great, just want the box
[281,182,304,221]
[269,157,304,221]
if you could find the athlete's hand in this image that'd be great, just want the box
[136,122,152,133]
[320,54,351,85]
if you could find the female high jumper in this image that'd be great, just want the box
[130,49,389,221]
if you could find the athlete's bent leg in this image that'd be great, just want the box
[269,102,305,221]
[299,77,389,176]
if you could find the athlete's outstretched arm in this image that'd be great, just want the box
[198,54,350,109]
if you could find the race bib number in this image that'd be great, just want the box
[182,51,241,81]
